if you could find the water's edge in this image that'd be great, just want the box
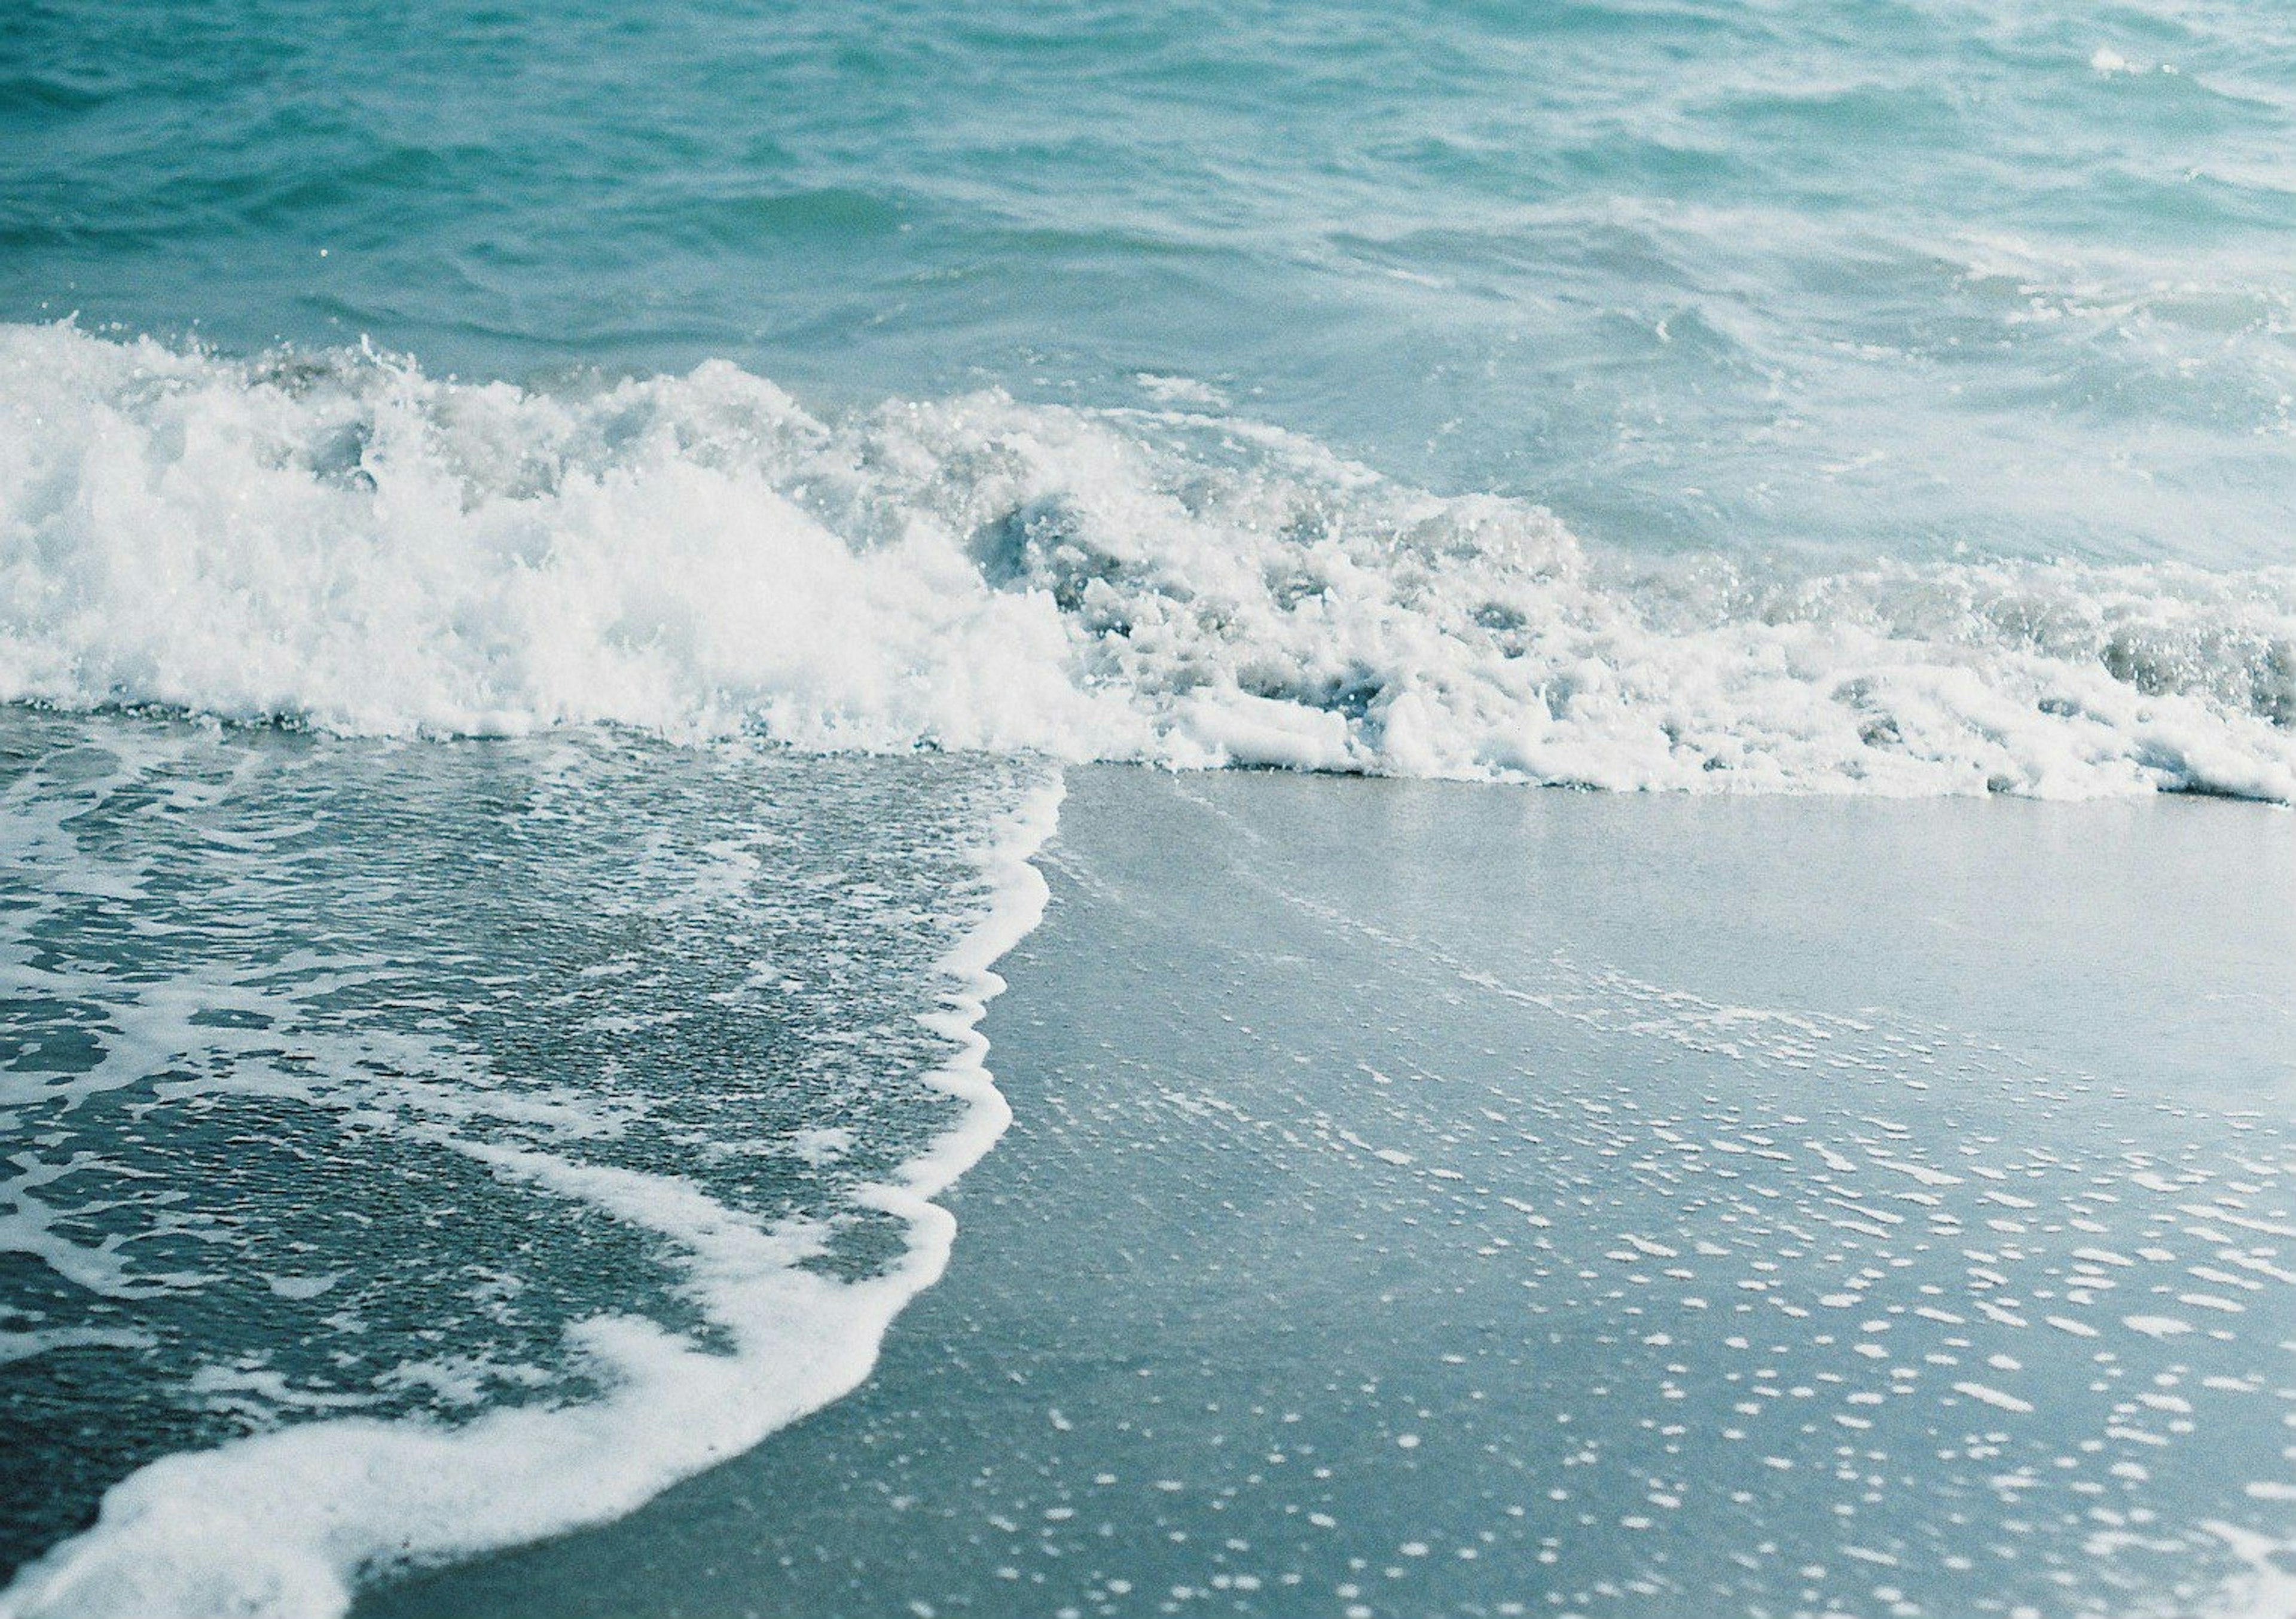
[0,768,1064,1619]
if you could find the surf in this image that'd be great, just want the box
[5,322,2292,801]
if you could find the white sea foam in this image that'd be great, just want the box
[0,769,1062,1619]
[4,323,2292,799]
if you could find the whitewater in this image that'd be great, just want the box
[5,322,2291,801]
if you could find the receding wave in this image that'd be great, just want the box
[0,713,1060,1619]
[5,322,2291,800]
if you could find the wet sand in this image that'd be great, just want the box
[367,768,2296,1619]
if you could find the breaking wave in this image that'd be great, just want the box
[5,322,2292,799]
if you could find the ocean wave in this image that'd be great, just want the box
[4,322,2291,799]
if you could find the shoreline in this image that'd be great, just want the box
[364,767,2296,1619]
[0,730,1061,1619]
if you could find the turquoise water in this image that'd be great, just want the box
[4,4,2296,1616]
[9,0,2296,568]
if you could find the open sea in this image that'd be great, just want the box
[2,1,2293,1615]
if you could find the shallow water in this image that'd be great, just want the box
[0,708,1052,1613]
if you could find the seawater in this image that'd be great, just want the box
[4,0,2296,793]
[2,0,2294,1612]
[0,710,1056,1614]
[9,0,2296,573]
